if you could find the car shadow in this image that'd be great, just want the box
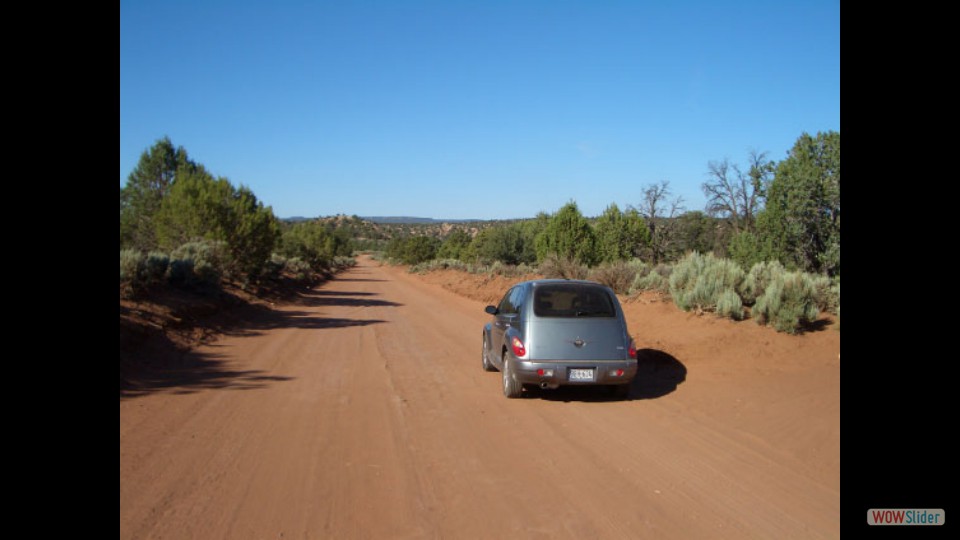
[527,348,687,402]
[630,348,687,399]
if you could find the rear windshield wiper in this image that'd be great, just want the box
[576,310,609,317]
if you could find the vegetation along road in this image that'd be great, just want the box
[120,256,839,539]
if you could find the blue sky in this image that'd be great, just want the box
[120,0,839,220]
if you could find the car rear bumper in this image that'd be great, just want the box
[512,359,638,388]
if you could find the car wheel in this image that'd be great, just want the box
[502,352,523,398]
[482,336,496,372]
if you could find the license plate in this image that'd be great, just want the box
[569,368,595,382]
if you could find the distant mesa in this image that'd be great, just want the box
[361,216,482,224]
[280,215,490,224]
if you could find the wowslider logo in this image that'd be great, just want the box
[867,509,944,526]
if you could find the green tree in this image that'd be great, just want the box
[401,236,440,265]
[154,167,233,249]
[280,221,329,268]
[155,169,279,278]
[478,226,515,264]
[757,131,840,275]
[675,211,718,256]
[385,237,407,261]
[727,229,783,271]
[279,221,354,269]
[437,229,472,260]
[325,227,354,257]
[594,203,650,262]
[517,214,549,264]
[622,208,651,258]
[227,185,281,276]
[535,201,597,265]
[120,136,195,250]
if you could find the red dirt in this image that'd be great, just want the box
[413,267,543,305]
[120,256,840,538]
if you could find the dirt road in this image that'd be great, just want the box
[120,257,839,539]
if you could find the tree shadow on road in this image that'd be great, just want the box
[120,330,296,399]
[297,288,403,308]
[120,286,394,399]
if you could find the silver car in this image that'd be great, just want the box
[482,279,638,399]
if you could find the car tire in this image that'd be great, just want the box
[502,353,523,399]
[482,336,496,372]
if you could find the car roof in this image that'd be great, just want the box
[519,279,609,287]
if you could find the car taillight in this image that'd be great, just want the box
[628,338,637,359]
[511,336,526,357]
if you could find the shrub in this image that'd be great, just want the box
[652,263,673,280]
[120,249,146,296]
[753,271,820,334]
[437,229,472,260]
[515,262,536,276]
[589,260,639,294]
[631,271,669,293]
[626,258,649,276]
[716,289,744,320]
[284,257,314,281]
[538,254,588,280]
[143,251,169,285]
[833,280,840,317]
[810,274,840,313]
[410,258,468,274]
[332,256,357,270]
[727,231,774,271]
[669,252,745,317]
[120,249,144,284]
[488,261,536,277]
[628,261,672,294]
[468,224,534,265]
[262,253,287,280]
[167,258,195,284]
[739,260,786,305]
[168,240,227,286]
[400,236,440,265]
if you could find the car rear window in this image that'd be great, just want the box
[533,284,616,318]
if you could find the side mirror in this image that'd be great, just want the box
[484,305,498,315]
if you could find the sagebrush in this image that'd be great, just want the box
[716,289,744,320]
[539,254,589,280]
[669,252,745,318]
[588,260,640,294]
[169,240,227,286]
[752,271,820,334]
[739,260,786,305]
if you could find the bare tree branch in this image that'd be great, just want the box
[639,181,685,263]
[701,151,771,234]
